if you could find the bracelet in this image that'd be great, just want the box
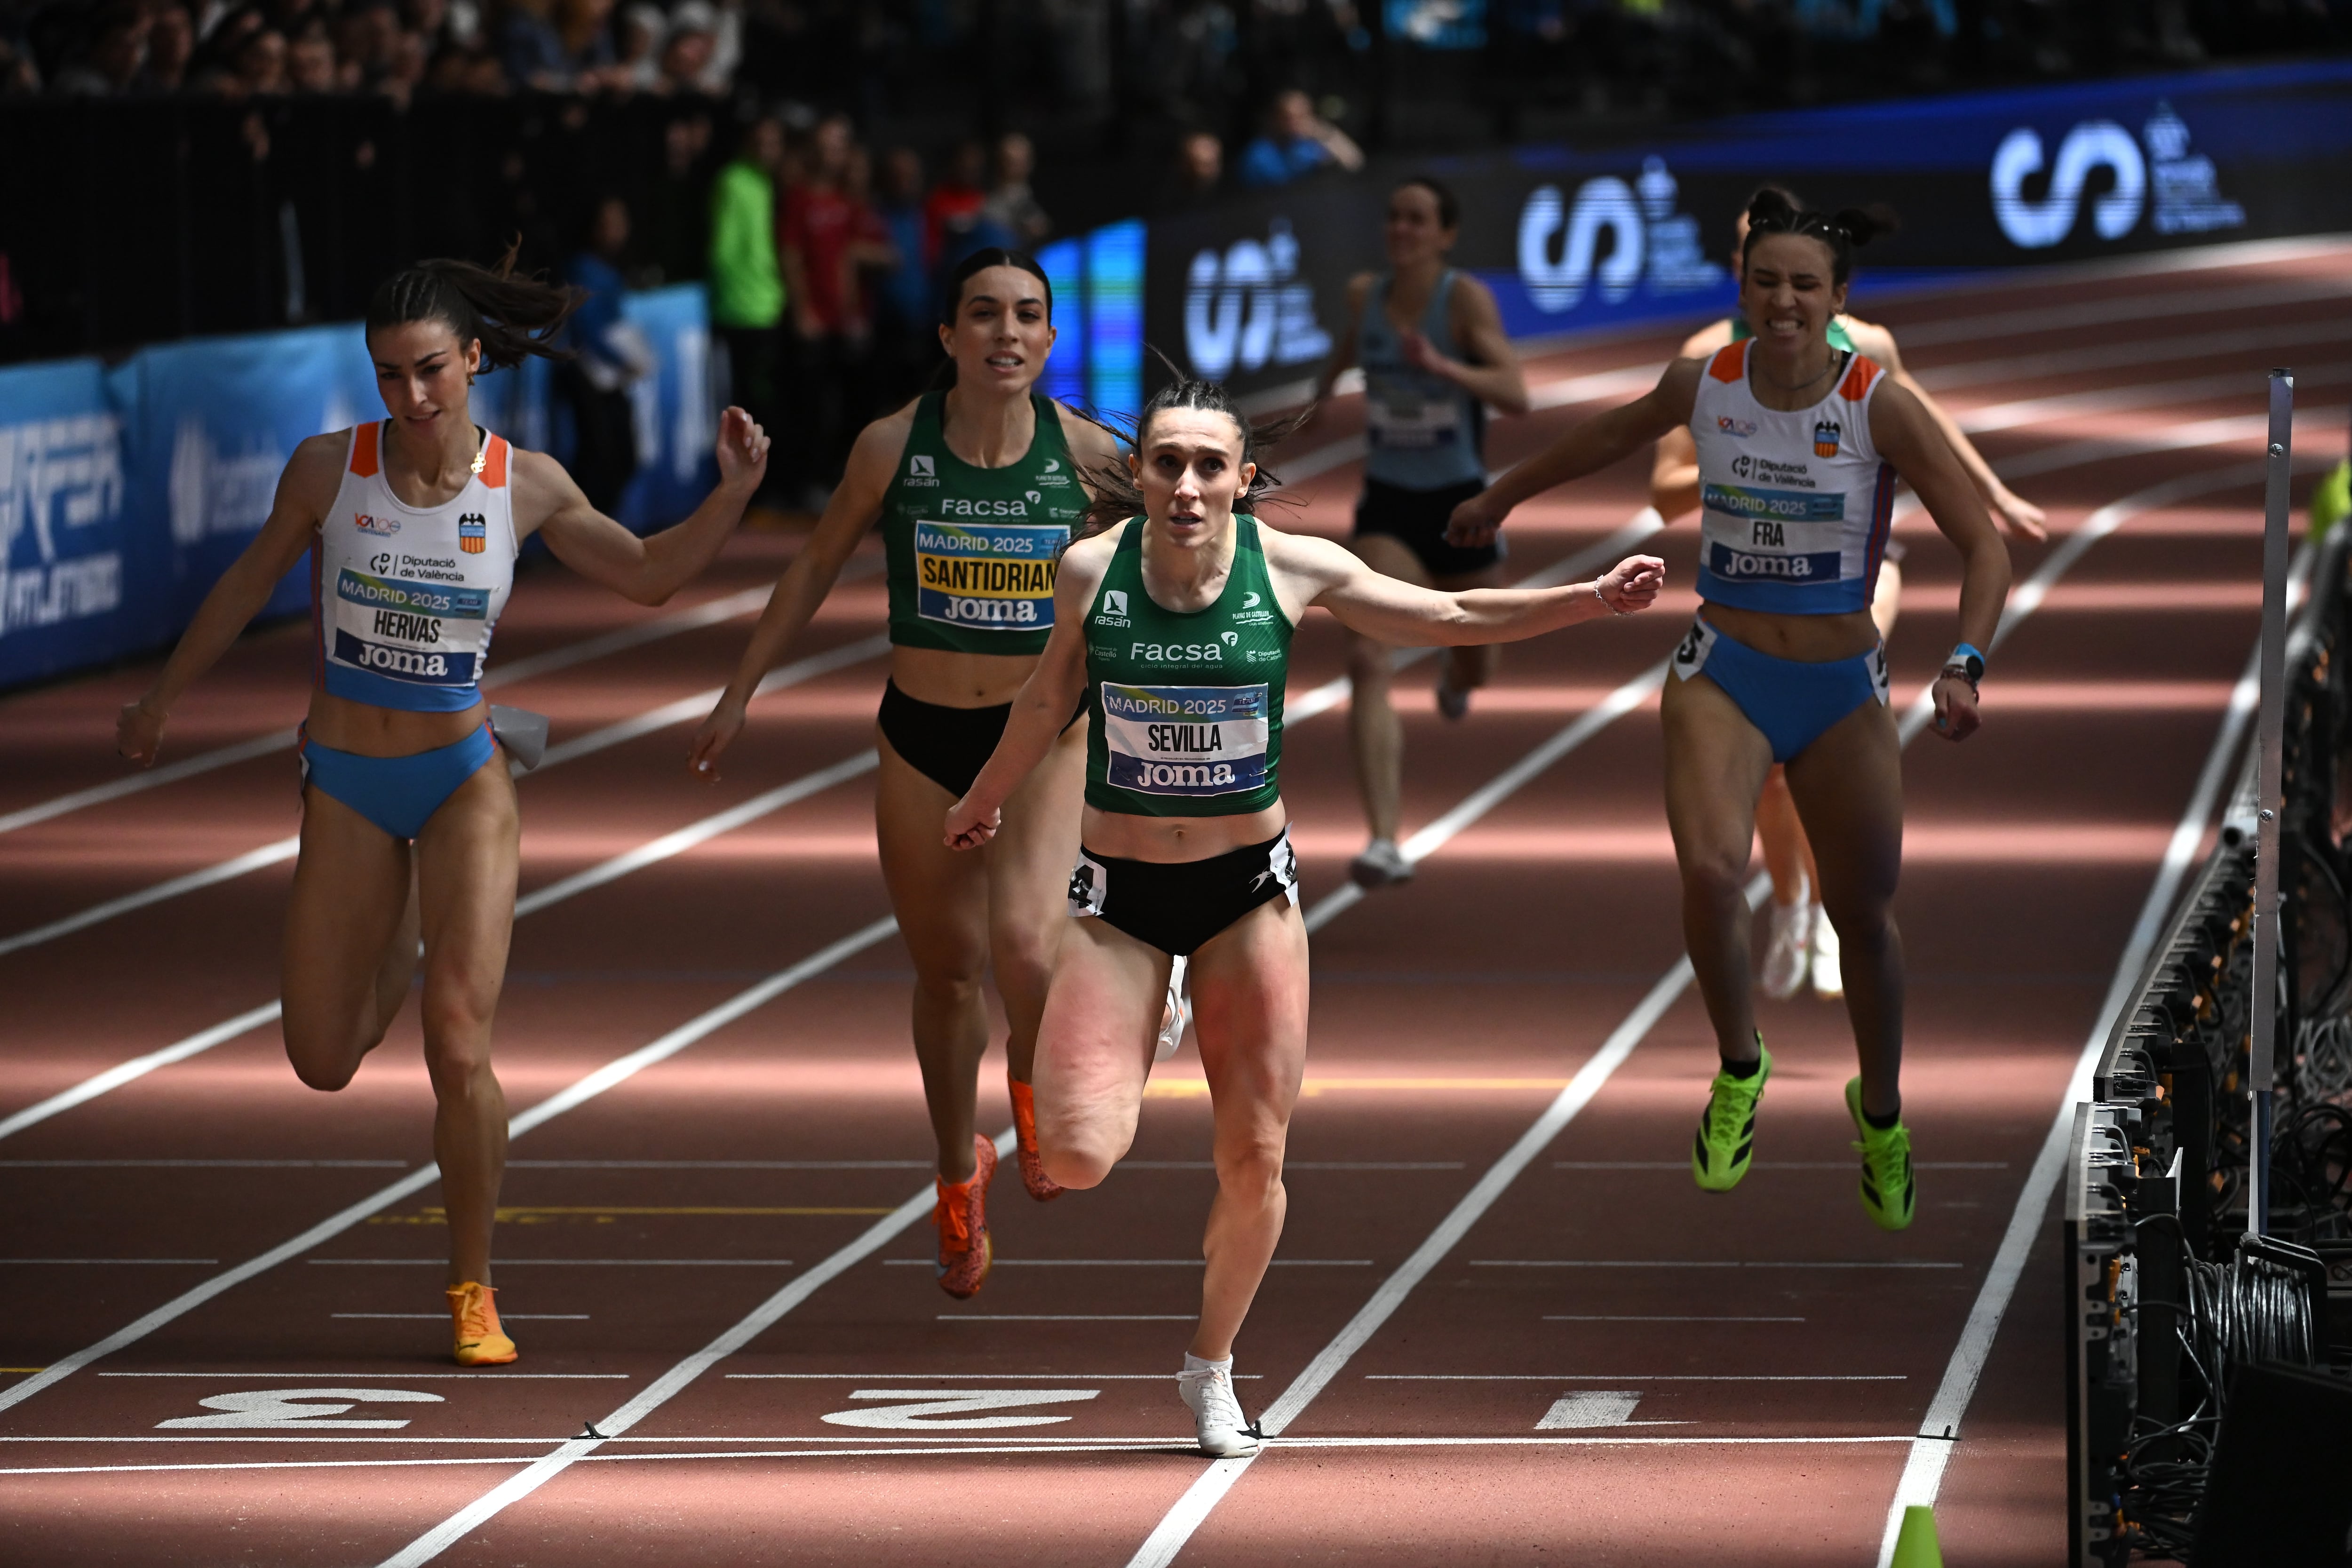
[1594,580,1629,616]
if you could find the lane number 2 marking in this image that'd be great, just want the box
[157,1387,446,1430]
[819,1388,1100,1430]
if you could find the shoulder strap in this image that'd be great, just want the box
[1707,340,1751,383]
[1838,354,1883,403]
[349,422,381,478]
[479,434,510,490]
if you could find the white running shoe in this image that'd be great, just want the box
[1350,837,1414,889]
[1177,1364,1261,1457]
[1759,898,1816,1001]
[1812,913,1844,999]
[1157,957,1191,1063]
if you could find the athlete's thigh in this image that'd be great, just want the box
[411,753,522,1043]
[986,718,1086,949]
[1033,915,1168,1139]
[283,787,413,1062]
[1781,696,1903,911]
[1349,531,1436,591]
[1658,669,1776,876]
[1189,898,1311,1145]
[874,739,990,978]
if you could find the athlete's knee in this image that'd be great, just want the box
[1677,846,1751,907]
[1214,1140,1286,1207]
[1820,898,1895,953]
[1346,635,1393,689]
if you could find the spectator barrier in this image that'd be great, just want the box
[0,283,711,688]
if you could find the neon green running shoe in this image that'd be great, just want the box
[1692,1040,1771,1191]
[1846,1076,1916,1231]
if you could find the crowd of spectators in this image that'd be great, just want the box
[691,114,1054,505]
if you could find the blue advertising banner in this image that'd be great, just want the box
[0,285,717,691]
[0,359,131,688]
[1147,58,2352,398]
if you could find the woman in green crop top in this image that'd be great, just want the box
[944,371,1664,1457]
[689,249,1124,1302]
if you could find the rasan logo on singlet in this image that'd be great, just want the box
[1990,100,2244,250]
[904,454,939,488]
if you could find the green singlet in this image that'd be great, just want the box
[1730,313,1858,354]
[1081,516,1293,818]
[879,390,1089,656]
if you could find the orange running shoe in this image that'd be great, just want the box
[446,1281,517,1366]
[1009,1078,1063,1202]
[935,1134,997,1299]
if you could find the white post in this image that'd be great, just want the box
[2248,368,2294,1237]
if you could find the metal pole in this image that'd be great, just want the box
[2249,368,2295,1237]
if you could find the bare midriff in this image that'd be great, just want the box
[1081,800,1291,864]
[1699,601,1881,662]
[889,645,1041,708]
[305,689,489,756]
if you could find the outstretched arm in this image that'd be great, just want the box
[117,434,342,766]
[943,540,1105,849]
[523,404,770,609]
[1871,378,2011,742]
[688,409,901,780]
[1449,358,1700,547]
[1271,531,1664,647]
[1845,320,2045,541]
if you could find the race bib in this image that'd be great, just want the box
[915,520,1062,631]
[1099,683,1270,797]
[1367,393,1462,450]
[328,568,491,688]
[1701,484,1846,584]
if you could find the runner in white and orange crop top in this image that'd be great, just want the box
[117,251,771,1367]
[1443,191,2015,1236]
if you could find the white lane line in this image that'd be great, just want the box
[0,1258,218,1265]
[0,1431,1930,1477]
[1916,317,2352,393]
[503,1160,932,1170]
[0,1159,410,1169]
[333,1314,589,1321]
[1951,360,2348,438]
[95,1371,628,1379]
[937,1315,1195,1322]
[371,1122,1020,1568]
[306,1258,799,1267]
[1120,446,2267,1568]
[1551,1161,2008,1170]
[875,1258,1374,1268]
[0,747,880,1147]
[1891,269,2352,349]
[0,580,795,840]
[0,634,889,961]
[1868,563,2299,1568]
[723,1374,1269,1381]
[1545,1315,1806,1323]
[0,916,900,1417]
[1366,1374,1904,1382]
[1467,1260,1960,1270]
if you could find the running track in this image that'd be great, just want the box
[1,235,2344,1567]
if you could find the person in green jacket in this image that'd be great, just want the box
[708,114,787,497]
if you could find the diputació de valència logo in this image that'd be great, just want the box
[1184,217,1334,381]
[1990,100,2244,250]
[1516,157,1725,314]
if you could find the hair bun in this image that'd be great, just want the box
[1746,187,1800,227]
[1832,204,1902,247]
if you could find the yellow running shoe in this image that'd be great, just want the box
[1009,1079,1063,1202]
[1692,1039,1771,1192]
[935,1134,997,1299]
[1846,1077,1916,1231]
[446,1281,517,1366]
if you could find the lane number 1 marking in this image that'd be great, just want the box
[819,1388,1100,1430]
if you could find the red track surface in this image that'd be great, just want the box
[2,237,2345,1566]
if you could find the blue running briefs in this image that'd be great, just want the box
[299,722,498,840]
[1669,617,1889,764]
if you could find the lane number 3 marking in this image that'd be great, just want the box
[157,1387,446,1430]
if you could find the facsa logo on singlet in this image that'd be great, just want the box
[938,497,1029,518]
[905,454,938,488]
[1131,640,1225,663]
[354,512,399,537]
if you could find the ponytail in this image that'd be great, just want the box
[1740,189,1900,287]
[365,239,581,368]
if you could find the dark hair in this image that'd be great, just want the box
[1393,175,1460,231]
[939,246,1053,327]
[1079,354,1307,537]
[365,240,580,369]
[1739,188,1899,287]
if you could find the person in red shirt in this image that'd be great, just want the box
[779,113,865,501]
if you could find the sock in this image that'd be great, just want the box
[1863,1103,1901,1131]
[1720,1054,1762,1079]
[1009,1079,1039,1142]
[1182,1352,1231,1377]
